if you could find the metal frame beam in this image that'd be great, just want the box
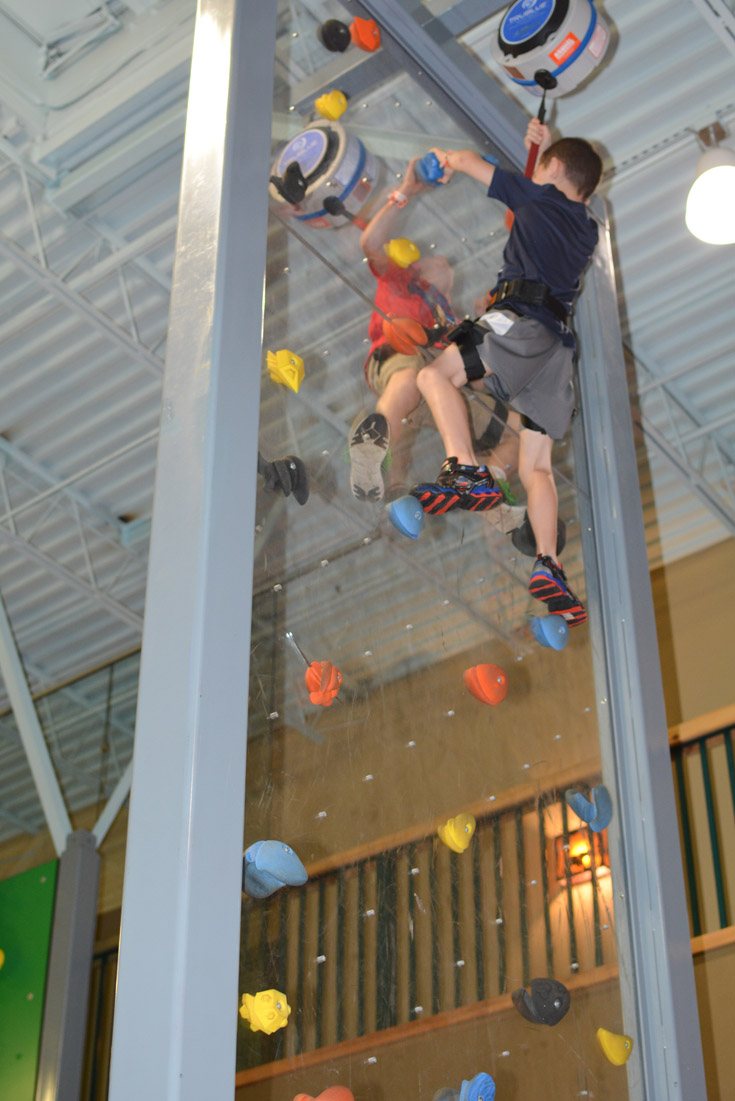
[574,201,707,1098]
[0,589,71,854]
[108,2,275,1097]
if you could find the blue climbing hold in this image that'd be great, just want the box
[459,1073,495,1101]
[531,614,569,650]
[565,785,613,833]
[417,152,444,185]
[387,495,424,539]
[242,840,308,898]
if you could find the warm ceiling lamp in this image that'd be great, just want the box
[685,123,735,246]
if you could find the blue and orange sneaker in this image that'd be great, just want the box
[411,458,502,515]
[529,555,587,627]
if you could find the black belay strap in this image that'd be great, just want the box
[492,278,568,323]
[446,317,487,380]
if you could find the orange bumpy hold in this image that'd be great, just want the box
[382,316,428,355]
[305,660,342,706]
[463,663,508,705]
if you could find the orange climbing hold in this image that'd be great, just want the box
[350,17,381,51]
[382,315,428,355]
[463,663,508,706]
[294,1089,355,1101]
[305,660,342,706]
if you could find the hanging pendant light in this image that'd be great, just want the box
[685,124,735,245]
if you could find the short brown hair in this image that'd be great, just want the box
[540,138,602,201]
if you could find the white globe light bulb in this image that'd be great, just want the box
[685,146,735,245]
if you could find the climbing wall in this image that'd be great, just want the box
[238,3,633,1099]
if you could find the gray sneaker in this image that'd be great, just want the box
[349,412,389,502]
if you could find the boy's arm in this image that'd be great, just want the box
[360,156,429,271]
[430,148,496,188]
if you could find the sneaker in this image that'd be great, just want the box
[411,458,503,515]
[528,555,587,627]
[349,412,389,502]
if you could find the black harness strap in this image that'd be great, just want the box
[446,317,487,381]
[492,278,568,323]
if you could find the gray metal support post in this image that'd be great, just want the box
[35,830,100,1101]
[573,204,707,1099]
[107,1,276,1098]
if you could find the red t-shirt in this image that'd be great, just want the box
[367,261,437,360]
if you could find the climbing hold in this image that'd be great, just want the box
[417,152,444,186]
[531,614,569,651]
[382,315,428,355]
[597,1026,633,1065]
[438,813,476,853]
[315,90,348,120]
[239,989,290,1033]
[512,977,570,1025]
[511,511,567,558]
[258,453,309,505]
[0,947,4,969]
[305,660,342,706]
[458,1072,496,1101]
[385,237,420,268]
[565,785,613,833]
[318,19,351,52]
[242,840,308,899]
[294,1089,355,1101]
[463,663,508,706]
[387,495,424,539]
[350,16,381,51]
[267,349,305,392]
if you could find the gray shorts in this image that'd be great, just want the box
[476,311,575,439]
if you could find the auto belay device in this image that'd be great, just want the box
[492,0,611,99]
[492,0,611,224]
[269,123,379,229]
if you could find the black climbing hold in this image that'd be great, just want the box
[511,511,566,558]
[269,161,307,205]
[258,453,309,505]
[318,19,351,52]
[512,977,570,1025]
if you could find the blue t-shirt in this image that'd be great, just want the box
[487,168,598,348]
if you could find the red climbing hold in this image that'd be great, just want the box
[305,660,342,707]
[463,663,508,706]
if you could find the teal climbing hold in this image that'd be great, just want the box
[387,495,424,539]
[531,614,570,650]
[565,784,613,832]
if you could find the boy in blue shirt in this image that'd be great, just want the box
[412,119,602,627]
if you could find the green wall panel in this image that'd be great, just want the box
[0,860,58,1100]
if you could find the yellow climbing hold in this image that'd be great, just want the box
[239,989,291,1034]
[315,90,348,120]
[385,237,420,268]
[438,813,476,853]
[597,1026,633,1065]
[267,349,305,393]
[0,947,5,969]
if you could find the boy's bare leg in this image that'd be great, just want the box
[376,368,421,493]
[416,345,478,466]
[518,428,558,559]
[521,427,587,626]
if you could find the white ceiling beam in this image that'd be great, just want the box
[689,0,735,55]
[0,228,164,376]
[0,589,72,854]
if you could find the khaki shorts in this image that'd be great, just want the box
[365,349,424,396]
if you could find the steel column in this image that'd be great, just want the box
[573,203,707,1099]
[107,1,275,1098]
[35,829,100,1101]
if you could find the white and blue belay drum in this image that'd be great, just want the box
[491,0,611,98]
[269,123,379,228]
